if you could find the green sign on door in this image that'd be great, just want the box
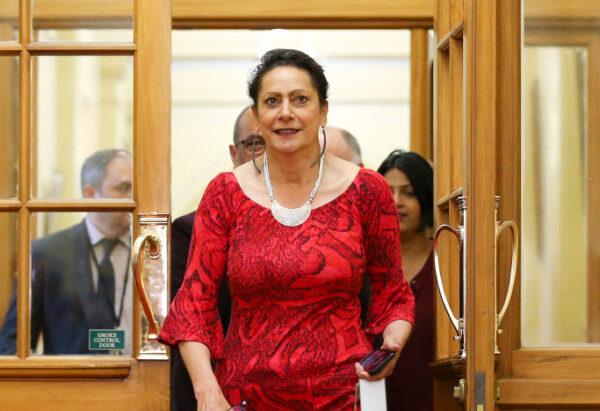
[88,329,126,350]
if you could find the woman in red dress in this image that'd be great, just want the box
[159,49,415,411]
[378,150,434,411]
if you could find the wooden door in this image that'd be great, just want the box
[497,1,600,408]
[0,1,171,410]
[433,0,600,410]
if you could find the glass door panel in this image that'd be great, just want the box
[522,46,591,346]
[0,212,18,356]
[32,55,133,199]
[0,1,170,409]
[0,0,19,41]
[0,56,18,198]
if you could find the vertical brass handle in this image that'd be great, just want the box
[496,220,519,326]
[433,224,462,333]
[433,195,467,360]
[132,234,162,341]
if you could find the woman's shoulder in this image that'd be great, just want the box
[203,171,238,196]
[354,167,392,197]
[211,170,237,184]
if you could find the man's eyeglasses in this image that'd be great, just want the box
[236,135,265,154]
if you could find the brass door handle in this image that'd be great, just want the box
[493,196,520,353]
[496,219,519,325]
[132,234,162,341]
[432,195,467,360]
[433,224,462,333]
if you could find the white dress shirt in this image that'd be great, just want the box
[85,218,132,354]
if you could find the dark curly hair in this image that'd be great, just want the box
[248,49,329,108]
[377,150,433,230]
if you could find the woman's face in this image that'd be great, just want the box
[254,66,327,155]
[383,168,422,236]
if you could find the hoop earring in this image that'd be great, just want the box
[312,127,327,166]
[252,134,261,173]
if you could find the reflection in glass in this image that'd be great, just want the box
[27,212,133,355]
[32,0,133,43]
[33,56,133,199]
[522,46,590,346]
[0,213,18,356]
[0,56,18,198]
[0,0,19,41]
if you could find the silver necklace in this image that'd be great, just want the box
[263,151,324,227]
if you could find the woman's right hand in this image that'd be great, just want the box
[177,342,230,411]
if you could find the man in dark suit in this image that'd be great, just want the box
[170,106,264,411]
[0,149,133,354]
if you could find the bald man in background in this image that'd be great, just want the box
[326,126,363,167]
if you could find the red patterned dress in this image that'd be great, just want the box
[159,168,414,410]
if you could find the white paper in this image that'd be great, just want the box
[358,379,387,411]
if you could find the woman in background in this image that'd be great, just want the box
[378,150,434,411]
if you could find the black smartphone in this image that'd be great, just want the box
[359,349,395,375]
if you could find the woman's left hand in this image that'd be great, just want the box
[355,319,412,381]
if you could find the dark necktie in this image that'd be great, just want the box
[97,238,119,320]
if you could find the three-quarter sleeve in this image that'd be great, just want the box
[358,170,415,337]
[158,174,232,359]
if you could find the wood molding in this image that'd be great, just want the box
[587,34,600,344]
[524,0,600,20]
[172,0,434,24]
[495,0,521,380]
[21,0,434,29]
[0,357,132,379]
[17,0,32,361]
[437,21,463,51]
[0,44,22,53]
[512,349,600,379]
[497,378,600,406]
[134,0,171,214]
[26,43,135,55]
[0,361,168,410]
[410,29,432,160]
[430,355,465,380]
[173,18,432,29]
[24,199,137,211]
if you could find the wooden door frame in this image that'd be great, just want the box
[23,0,434,29]
[0,1,170,409]
[432,0,521,409]
[433,0,600,408]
